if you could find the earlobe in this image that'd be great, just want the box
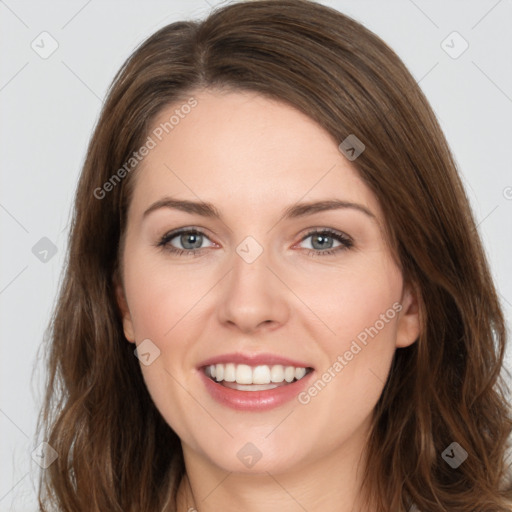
[113,274,136,344]
[395,281,421,348]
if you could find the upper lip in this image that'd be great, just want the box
[198,352,314,369]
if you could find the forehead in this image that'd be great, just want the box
[127,89,382,222]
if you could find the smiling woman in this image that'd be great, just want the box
[35,1,512,511]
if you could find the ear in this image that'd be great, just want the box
[113,271,136,344]
[395,280,421,348]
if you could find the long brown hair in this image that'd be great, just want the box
[35,1,512,510]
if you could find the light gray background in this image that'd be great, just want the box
[1,0,511,510]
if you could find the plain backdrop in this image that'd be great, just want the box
[1,0,511,510]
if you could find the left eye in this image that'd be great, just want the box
[297,229,353,256]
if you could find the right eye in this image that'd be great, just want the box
[156,228,215,256]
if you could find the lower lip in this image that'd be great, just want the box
[198,368,315,411]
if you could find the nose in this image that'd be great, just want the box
[216,239,290,334]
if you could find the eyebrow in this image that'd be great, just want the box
[142,197,376,222]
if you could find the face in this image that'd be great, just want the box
[115,88,420,476]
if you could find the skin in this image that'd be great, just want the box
[115,88,420,512]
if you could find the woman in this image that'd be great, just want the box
[35,0,512,510]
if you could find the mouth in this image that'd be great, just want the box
[197,353,316,410]
[203,363,314,391]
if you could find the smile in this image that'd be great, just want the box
[199,359,315,410]
[204,363,312,391]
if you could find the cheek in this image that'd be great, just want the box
[121,252,208,438]
[122,250,205,339]
[296,254,402,410]
[297,251,403,351]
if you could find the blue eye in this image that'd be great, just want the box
[298,229,353,256]
[156,228,353,257]
[157,228,213,257]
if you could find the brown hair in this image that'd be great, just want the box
[35,0,512,510]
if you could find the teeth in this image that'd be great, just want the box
[224,363,236,382]
[295,367,306,380]
[270,365,284,383]
[253,365,270,384]
[236,364,253,384]
[206,363,310,385]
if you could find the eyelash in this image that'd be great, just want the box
[156,227,353,258]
